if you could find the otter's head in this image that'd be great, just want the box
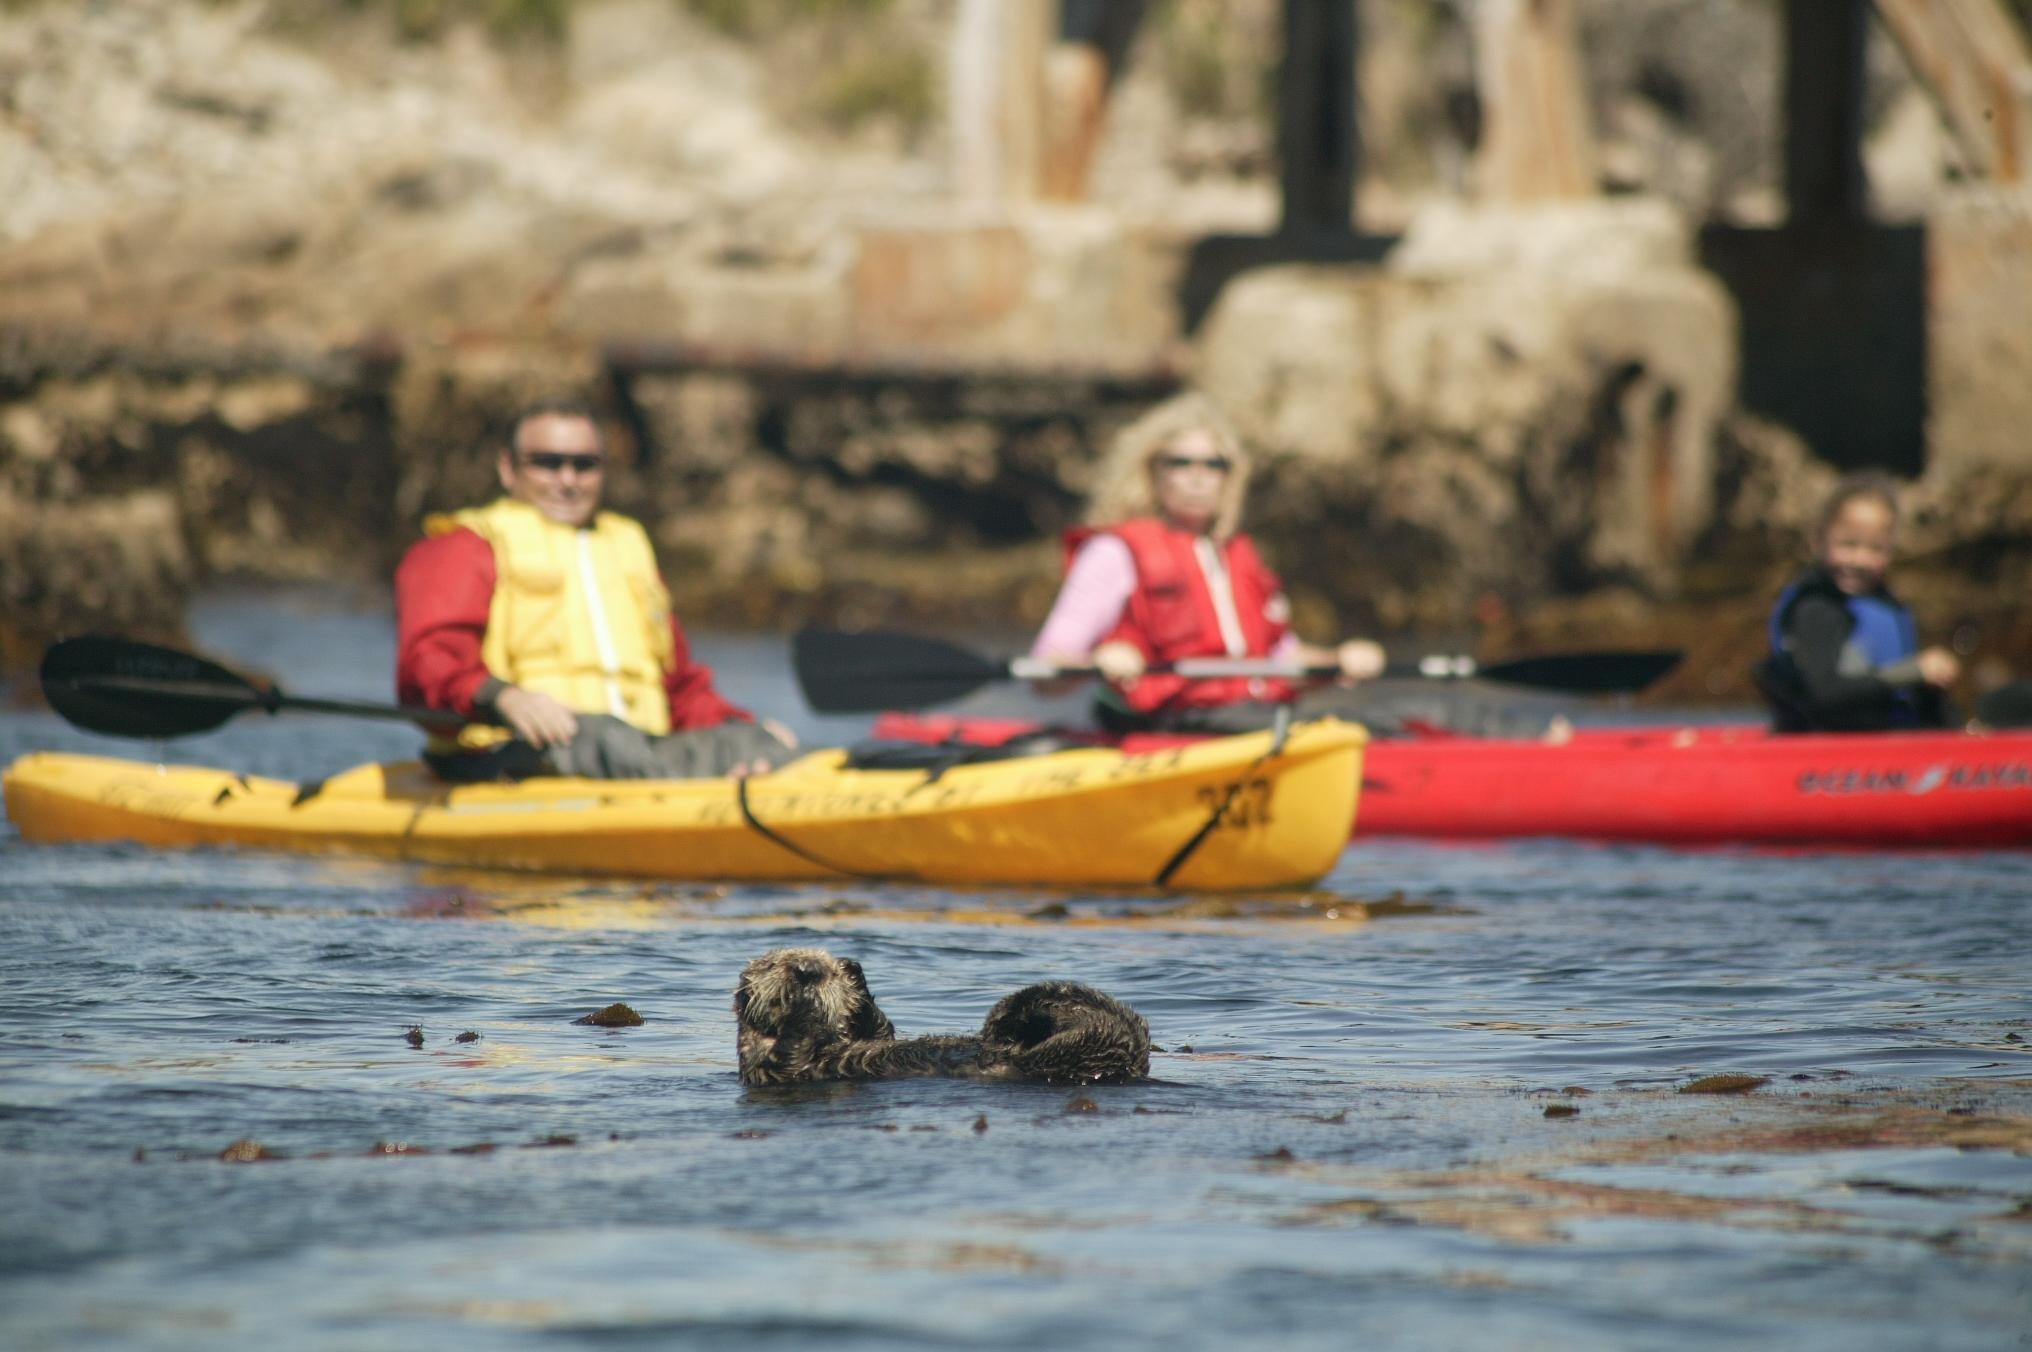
[733,948,894,1084]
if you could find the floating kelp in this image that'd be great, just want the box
[574,1003,643,1027]
[1680,1074,1769,1095]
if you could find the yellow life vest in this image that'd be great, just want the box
[425,498,676,751]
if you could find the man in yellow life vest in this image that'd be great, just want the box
[394,399,796,780]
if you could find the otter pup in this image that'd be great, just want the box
[733,948,1150,1087]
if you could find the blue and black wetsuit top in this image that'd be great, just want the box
[1758,566,1940,732]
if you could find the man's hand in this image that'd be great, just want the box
[493,687,579,749]
[728,718,800,779]
[1093,641,1147,684]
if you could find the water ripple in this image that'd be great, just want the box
[3,603,2030,1349]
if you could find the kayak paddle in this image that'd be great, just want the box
[1975,680,2032,730]
[792,627,1682,714]
[40,635,475,739]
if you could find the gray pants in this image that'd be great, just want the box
[428,715,795,783]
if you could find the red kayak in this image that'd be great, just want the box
[872,714,2032,849]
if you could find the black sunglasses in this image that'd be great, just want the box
[520,451,605,474]
[1155,454,1232,474]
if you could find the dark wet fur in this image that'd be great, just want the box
[734,948,1151,1087]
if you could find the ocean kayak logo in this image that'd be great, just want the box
[1796,761,2031,795]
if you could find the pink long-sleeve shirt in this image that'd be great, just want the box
[1031,534,1301,661]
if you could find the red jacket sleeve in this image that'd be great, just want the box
[663,606,753,730]
[395,528,499,718]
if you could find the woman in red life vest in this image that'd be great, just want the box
[1031,392,1385,733]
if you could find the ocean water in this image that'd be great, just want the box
[2,590,2027,1351]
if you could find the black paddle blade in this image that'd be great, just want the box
[40,635,270,738]
[1976,680,2032,730]
[1477,649,1682,694]
[792,628,1009,713]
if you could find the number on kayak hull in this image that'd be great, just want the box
[1196,778,1274,830]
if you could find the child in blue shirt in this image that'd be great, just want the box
[1757,473,1961,732]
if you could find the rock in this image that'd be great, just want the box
[1704,413,1835,564]
[0,488,192,668]
[565,255,853,360]
[387,341,609,526]
[566,59,801,200]
[847,207,1184,375]
[1193,203,1735,628]
[1388,197,1696,281]
[1865,89,1954,222]
[0,1,2026,678]
[1924,187,2032,482]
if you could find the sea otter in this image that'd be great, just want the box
[733,947,1150,1087]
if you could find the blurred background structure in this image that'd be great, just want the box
[2,0,2028,703]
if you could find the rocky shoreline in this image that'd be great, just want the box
[4,1,2028,709]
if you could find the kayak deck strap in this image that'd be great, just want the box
[734,774,912,883]
[1153,710,1293,887]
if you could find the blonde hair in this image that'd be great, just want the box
[1084,392,1252,539]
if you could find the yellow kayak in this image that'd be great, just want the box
[2,720,1363,890]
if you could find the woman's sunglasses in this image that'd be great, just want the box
[520,451,605,474]
[1155,454,1232,474]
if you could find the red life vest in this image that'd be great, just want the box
[1068,517,1295,714]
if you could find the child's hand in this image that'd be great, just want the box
[1917,647,1961,687]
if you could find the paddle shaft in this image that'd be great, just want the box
[792,626,1682,713]
[1008,655,1481,682]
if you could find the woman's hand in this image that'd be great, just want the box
[1092,641,1148,684]
[1335,639,1387,683]
[1917,646,1961,688]
[493,686,579,749]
